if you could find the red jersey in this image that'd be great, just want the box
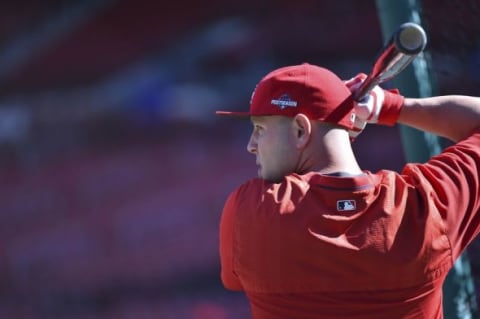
[219,130,480,319]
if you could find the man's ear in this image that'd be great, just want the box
[292,113,312,148]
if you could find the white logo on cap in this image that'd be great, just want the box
[271,94,298,109]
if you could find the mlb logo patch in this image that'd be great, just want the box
[337,200,356,211]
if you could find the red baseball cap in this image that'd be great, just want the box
[216,63,356,129]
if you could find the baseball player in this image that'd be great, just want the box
[216,63,480,319]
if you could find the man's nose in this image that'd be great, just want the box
[247,135,257,154]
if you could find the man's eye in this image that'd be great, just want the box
[254,126,264,135]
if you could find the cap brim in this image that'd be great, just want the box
[215,110,251,117]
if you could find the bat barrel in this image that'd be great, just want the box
[353,22,427,101]
[394,22,427,54]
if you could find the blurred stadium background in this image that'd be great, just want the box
[0,1,479,318]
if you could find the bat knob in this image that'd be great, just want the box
[394,22,427,54]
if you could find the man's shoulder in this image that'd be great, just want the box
[230,174,310,212]
[234,174,309,193]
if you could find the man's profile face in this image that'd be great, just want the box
[247,116,299,182]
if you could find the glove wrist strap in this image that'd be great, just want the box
[378,89,405,126]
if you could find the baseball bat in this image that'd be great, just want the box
[354,22,427,101]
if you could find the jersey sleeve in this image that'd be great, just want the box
[402,129,480,260]
[219,189,244,291]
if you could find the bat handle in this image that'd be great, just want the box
[353,75,382,102]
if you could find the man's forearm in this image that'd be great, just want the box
[397,96,480,142]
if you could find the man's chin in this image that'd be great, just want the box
[260,172,284,183]
[257,167,262,178]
